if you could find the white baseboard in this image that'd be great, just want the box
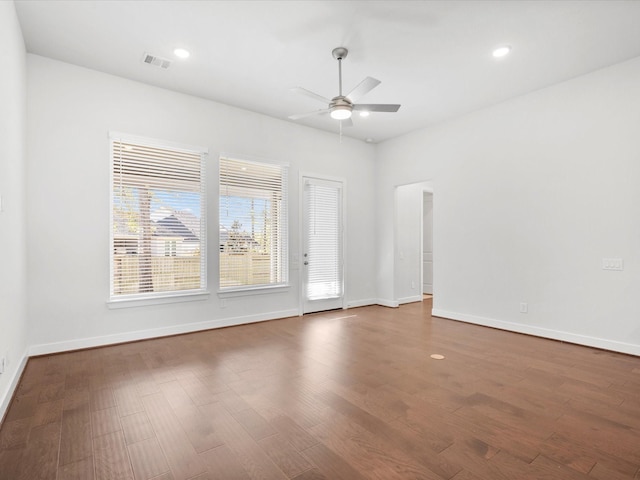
[346,298,377,308]
[432,309,640,357]
[398,295,423,305]
[0,350,28,424]
[376,298,399,308]
[29,309,299,357]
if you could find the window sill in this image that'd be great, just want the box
[217,285,290,299]
[107,291,210,309]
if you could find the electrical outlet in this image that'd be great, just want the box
[0,357,5,375]
[519,303,528,314]
[411,281,416,289]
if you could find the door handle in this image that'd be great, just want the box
[303,261,309,265]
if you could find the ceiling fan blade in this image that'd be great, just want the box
[353,104,401,113]
[345,77,381,103]
[291,87,331,105]
[288,108,331,121]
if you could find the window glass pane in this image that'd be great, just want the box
[219,157,288,289]
[305,181,342,300]
[111,136,206,299]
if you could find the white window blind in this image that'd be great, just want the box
[110,134,207,300]
[305,179,343,300]
[219,156,288,290]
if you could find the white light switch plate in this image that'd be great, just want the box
[602,258,624,271]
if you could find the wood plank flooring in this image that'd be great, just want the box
[1,299,639,479]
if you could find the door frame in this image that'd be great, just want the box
[421,189,434,297]
[298,172,347,315]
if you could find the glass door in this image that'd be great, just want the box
[302,177,344,313]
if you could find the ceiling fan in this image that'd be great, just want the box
[288,47,401,127]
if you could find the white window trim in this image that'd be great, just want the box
[217,284,290,299]
[110,131,208,155]
[108,131,209,308]
[219,152,289,167]
[107,291,210,309]
[218,153,290,294]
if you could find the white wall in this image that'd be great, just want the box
[377,56,640,356]
[26,55,377,353]
[0,2,29,418]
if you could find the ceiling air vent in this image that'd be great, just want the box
[142,53,171,69]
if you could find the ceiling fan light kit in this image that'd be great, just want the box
[289,47,400,127]
[330,102,352,120]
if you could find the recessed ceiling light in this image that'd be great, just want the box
[174,48,190,59]
[359,111,370,118]
[492,45,511,58]
[365,138,374,143]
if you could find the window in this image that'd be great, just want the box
[219,156,288,290]
[110,133,207,302]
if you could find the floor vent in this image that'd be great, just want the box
[142,53,171,69]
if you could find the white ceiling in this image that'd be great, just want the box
[14,0,640,143]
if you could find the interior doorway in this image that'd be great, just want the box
[422,191,433,295]
[393,181,433,306]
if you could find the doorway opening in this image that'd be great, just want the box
[422,191,433,296]
[394,181,433,309]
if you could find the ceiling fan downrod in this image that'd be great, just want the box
[332,47,348,97]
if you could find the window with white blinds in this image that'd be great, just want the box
[304,179,343,300]
[219,156,288,290]
[110,133,207,301]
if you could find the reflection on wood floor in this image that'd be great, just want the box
[1,300,639,479]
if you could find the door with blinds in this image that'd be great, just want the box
[302,177,344,314]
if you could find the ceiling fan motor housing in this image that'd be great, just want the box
[330,96,353,119]
[331,97,352,109]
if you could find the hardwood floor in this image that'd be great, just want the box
[1,299,639,479]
